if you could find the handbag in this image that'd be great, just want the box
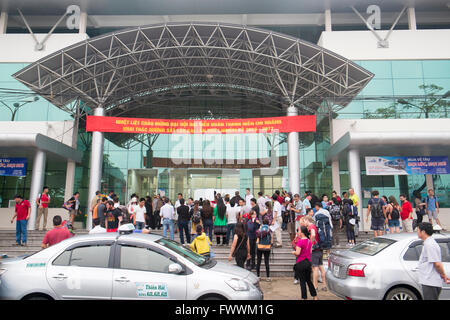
[232,235,246,258]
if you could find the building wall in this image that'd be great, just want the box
[0,34,89,63]
[331,119,450,144]
[318,30,450,60]
[331,119,450,209]
[0,121,75,147]
[0,121,76,209]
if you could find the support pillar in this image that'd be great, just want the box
[324,8,332,32]
[348,148,363,231]
[0,10,7,34]
[28,150,46,231]
[407,7,417,31]
[79,11,87,34]
[64,161,76,201]
[425,174,434,192]
[87,107,105,230]
[287,105,300,195]
[65,109,79,201]
[331,159,341,195]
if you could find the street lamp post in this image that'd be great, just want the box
[0,96,39,121]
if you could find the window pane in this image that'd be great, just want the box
[53,250,71,266]
[120,246,172,273]
[69,245,111,268]
[440,242,450,263]
[403,247,419,261]
[350,238,396,256]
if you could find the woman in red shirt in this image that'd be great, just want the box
[292,226,318,300]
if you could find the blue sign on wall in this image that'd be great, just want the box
[0,158,27,177]
[366,156,450,175]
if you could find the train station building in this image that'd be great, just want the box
[0,0,449,230]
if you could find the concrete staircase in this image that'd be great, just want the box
[0,228,374,277]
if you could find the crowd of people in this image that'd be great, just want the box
[7,185,447,300]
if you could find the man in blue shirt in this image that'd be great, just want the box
[303,193,312,214]
[426,189,443,230]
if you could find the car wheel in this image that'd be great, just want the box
[25,295,51,300]
[386,288,418,300]
[199,294,227,300]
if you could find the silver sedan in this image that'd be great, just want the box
[0,232,262,300]
[327,232,450,300]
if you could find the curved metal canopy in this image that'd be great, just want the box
[13,22,373,118]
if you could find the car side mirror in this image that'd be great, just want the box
[168,263,183,274]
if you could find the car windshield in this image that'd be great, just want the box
[350,237,396,256]
[155,238,207,266]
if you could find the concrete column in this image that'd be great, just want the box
[0,11,7,34]
[324,8,332,32]
[79,11,87,34]
[87,107,105,230]
[287,105,300,195]
[407,7,417,31]
[425,174,434,192]
[65,114,79,201]
[331,159,341,195]
[348,148,363,231]
[64,161,76,201]
[28,150,46,231]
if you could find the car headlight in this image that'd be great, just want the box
[225,278,250,291]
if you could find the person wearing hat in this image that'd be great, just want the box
[128,197,138,225]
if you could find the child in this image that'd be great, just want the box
[190,225,213,258]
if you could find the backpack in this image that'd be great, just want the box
[192,209,201,224]
[37,193,50,205]
[343,203,352,217]
[62,199,74,211]
[370,198,383,218]
[256,224,272,251]
[62,220,74,234]
[329,204,341,221]
[390,207,400,220]
[314,214,332,250]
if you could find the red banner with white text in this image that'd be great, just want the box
[86,115,316,134]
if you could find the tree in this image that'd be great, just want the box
[364,84,450,119]
[398,85,450,118]
[362,84,449,196]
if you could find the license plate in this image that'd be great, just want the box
[333,265,340,277]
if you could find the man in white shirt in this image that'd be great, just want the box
[225,196,240,245]
[245,188,254,208]
[291,194,304,232]
[272,194,283,247]
[417,222,449,300]
[238,198,251,222]
[174,193,183,209]
[89,218,106,234]
[134,198,147,230]
[257,192,267,213]
[160,198,175,240]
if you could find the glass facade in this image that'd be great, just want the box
[338,60,450,207]
[0,56,449,209]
